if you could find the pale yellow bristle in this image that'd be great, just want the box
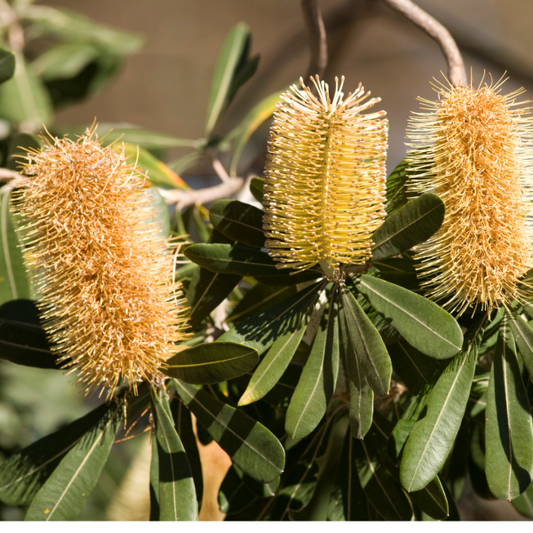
[263,76,388,276]
[407,76,533,315]
[14,129,190,396]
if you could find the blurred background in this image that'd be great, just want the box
[2,0,533,521]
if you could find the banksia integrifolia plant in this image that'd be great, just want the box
[407,75,533,315]
[13,129,190,397]
[263,76,388,278]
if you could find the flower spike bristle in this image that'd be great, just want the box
[407,74,533,316]
[14,128,190,397]
[263,75,388,278]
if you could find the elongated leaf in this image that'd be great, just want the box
[239,288,318,406]
[341,288,392,397]
[7,132,42,171]
[372,193,444,261]
[218,281,322,355]
[32,43,98,81]
[338,302,373,439]
[24,399,123,520]
[285,290,339,439]
[512,481,533,518]
[373,258,420,292]
[485,317,533,500]
[250,176,264,203]
[0,299,58,368]
[218,466,258,515]
[149,431,160,521]
[209,200,264,248]
[387,341,440,395]
[151,391,197,521]
[0,187,31,305]
[185,242,314,278]
[0,48,15,85]
[358,275,463,359]
[229,90,281,176]
[353,437,413,521]
[205,22,251,134]
[509,312,533,383]
[164,342,258,384]
[400,318,485,492]
[385,156,410,216]
[327,428,369,521]
[174,381,284,483]
[145,186,170,238]
[0,54,52,129]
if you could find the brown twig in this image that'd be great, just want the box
[301,0,328,79]
[380,0,466,86]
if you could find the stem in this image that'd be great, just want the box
[381,0,466,86]
[301,0,328,79]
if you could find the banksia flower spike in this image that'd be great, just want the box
[263,76,388,278]
[14,129,190,397]
[407,75,533,315]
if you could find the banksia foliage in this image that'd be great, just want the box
[263,76,388,276]
[14,130,189,396]
[407,76,533,315]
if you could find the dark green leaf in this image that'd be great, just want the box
[239,287,319,405]
[485,316,533,500]
[341,287,392,397]
[24,398,123,520]
[174,381,285,483]
[387,340,441,395]
[353,437,413,520]
[209,200,264,248]
[400,318,485,492]
[512,481,533,518]
[357,275,463,359]
[338,300,373,439]
[32,43,98,81]
[149,431,160,521]
[0,299,58,368]
[385,156,410,216]
[205,22,251,134]
[286,290,339,439]
[0,48,15,85]
[218,281,323,356]
[250,177,264,203]
[372,193,444,261]
[0,188,31,305]
[164,342,258,384]
[373,258,420,292]
[7,132,42,171]
[151,390,197,521]
[218,466,258,515]
[509,312,533,383]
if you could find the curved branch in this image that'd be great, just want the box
[380,0,466,87]
[301,0,328,79]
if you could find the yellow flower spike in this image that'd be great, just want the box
[263,76,388,278]
[13,128,190,397]
[407,75,533,316]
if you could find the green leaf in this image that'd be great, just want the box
[250,176,264,203]
[485,316,533,500]
[151,390,197,521]
[32,43,98,81]
[509,312,533,383]
[205,22,252,135]
[372,193,444,261]
[218,466,258,515]
[144,186,170,238]
[327,427,369,521]
[0,48,15,85]
[24,398,123,520]
[209,200,264,248]
[512,481,533,518]
[285,290,339,439]
[353,437,413,520]
[229,91,281,176]
[357,275,463,359]
[7,132,42,171]
[341,287,392,397]
[385,156,410,216]
[149,430,160,521]
[218,281,323,355]
[0,187,31,304]
[400,318,485,492]
[174,381,285,483]
[373,258,420,292]
[238,287,320,406]
[164,342,258,384]
[0,54,52,129]
[338,299,373,439]
[387,340,441,395]
[0,299,57,369]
